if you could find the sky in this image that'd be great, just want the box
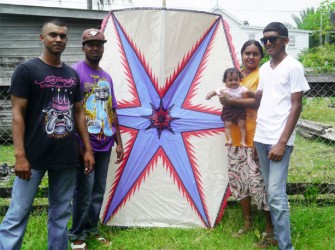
[0,0,327,27]
[131,0,326,27]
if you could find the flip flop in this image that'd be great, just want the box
[70,242,87,250]
[95,235,111,245]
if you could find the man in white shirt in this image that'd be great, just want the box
[254,22,310,250]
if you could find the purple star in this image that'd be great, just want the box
[102,13,225,228]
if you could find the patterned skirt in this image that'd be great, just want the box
[227,146,269,210]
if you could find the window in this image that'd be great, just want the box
[248,33,255,40]
[288,35,296,48]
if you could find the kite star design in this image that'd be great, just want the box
[102,15,224,228]
[143,102,179,139]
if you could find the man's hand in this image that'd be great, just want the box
[14,156,31,180]
[255,90,263,102]
[115,144,124,164]
[268,142,286,162]
[83,149,95,174]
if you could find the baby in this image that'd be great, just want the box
[206,68,253,147]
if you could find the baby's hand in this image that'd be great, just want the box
[205,93,212,100]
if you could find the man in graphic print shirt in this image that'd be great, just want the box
[0,18,94,250]
[68,28,124,250]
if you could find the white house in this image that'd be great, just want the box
[210,4,311,62]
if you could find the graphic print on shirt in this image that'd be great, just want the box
[84,75,114,139]
[42,88,73,138]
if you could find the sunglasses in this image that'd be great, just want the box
[260,35,286,45]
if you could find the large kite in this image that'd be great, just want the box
[100,8,238,228]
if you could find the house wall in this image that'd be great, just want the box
[0,5,107,86]
[0,4,108,140]
[226,28,310,63]
[212,8,310,64]
[288,31,310,58]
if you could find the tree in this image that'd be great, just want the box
[292,0,335,47]
[292,7,315,29]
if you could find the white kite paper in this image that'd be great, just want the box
[100,8,238,228]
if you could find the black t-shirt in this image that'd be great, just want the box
[9,58,84,169]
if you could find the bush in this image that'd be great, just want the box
[298,44,335,74]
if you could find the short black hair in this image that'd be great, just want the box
[223,68,243,82]
[41,18,67,32]
[263,22,288,37]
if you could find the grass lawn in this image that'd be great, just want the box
[0,97,334,249]
[1,132,334,186]
[301,97,335,128]
[0,205,334,250]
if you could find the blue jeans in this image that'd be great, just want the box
[0,168,76,250]
[69,149,112,241]
[254,142,294,250]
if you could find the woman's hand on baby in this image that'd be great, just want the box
[245,90,256,98]
[219,93,232,105]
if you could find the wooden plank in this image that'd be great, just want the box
[0,47,82,56]
[297,119,335,142]
[297,119,332,135]
[321,129,335,141]
[1,41,83,49]
[0,205,48,215]
[0,184,333,198]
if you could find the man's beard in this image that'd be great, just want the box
[87,56,102,64]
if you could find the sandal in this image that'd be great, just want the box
[94,234,111,245]
[70,242,88,250]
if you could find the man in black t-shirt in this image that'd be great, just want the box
[0,18,94,250]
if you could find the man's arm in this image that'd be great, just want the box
[112,108,124,164]
[11,95,31,180]
[74,101,95,174]
[219,90,262,109]
[268,91,304,161]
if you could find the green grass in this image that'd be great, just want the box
[288,97,335,183]
[301,97,335,127]
[289,135,335,183]
[0,144,15,166]
[0,205,334,250]
[0,98,334,249]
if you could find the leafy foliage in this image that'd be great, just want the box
[292,0,335,47]
[298,43,335,73]
[292,7,316,29]
[260,51,270,66]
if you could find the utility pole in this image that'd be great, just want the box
[320,12,323,45]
